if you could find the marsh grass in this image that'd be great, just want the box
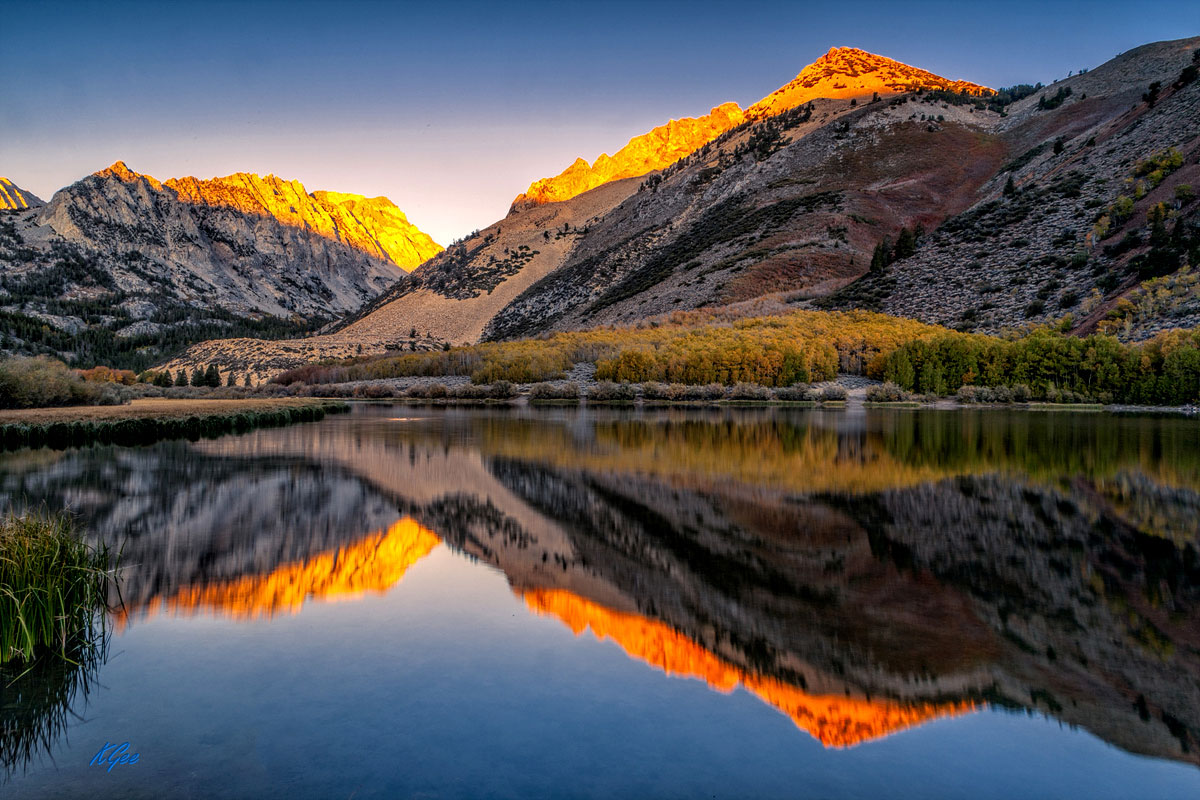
[0,512,115,665]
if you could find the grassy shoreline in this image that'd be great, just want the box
[0,398,349,451]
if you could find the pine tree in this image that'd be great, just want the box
[894,227,918,260]
[174,370,188,387]
[226,372,236,387]
[204,364,220,387]
[190,368,204,387]
[870,238,892,273]
[1003,175,1016,197]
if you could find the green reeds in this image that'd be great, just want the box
[0,512,114,665]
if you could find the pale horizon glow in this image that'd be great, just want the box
[2,0,1198,245]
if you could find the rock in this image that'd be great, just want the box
[0,177,43,210]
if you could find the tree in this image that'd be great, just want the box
[1003,175,1016,197]
[242,374,252,387]
[190,367,204,387]
[894,227,918,260]
[1052,138,1064,155]
[870,238,892,273]
[226,372,236,387]
[1143,81,1161,108]
[174,370,188,387]
[203,364,221,387]
[153,370,173,388]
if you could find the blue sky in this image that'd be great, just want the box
[2,0,1198,243]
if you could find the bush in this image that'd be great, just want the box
[352,383,397,399]
[0,357,104,409]
[725,382,773,401]
[866,382,910,402]
[587,382,636,402]
[488,381,517,399]
[406,383,450,399]
[528,382,581,401]
[819,385,848,402]
[773,385,815,401]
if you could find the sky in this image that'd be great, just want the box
[2,0,1198,244]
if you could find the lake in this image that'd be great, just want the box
[2,403,1199,799]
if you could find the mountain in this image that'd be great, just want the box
[161,37,1200,381]
[164,171,440,271]
[0,177,43,210]
[512,47,991,209]
[0,162,440,369]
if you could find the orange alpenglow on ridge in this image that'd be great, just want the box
[0,176,45,210]
[522,588,976,748]
[97,162,443,270]
[511,102,747,207]
[116,518,441,626]
[512,46,992,208]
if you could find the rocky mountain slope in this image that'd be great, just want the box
[0,163,440,369]
[164,37,1200,381]
[0,177,43,210]
[513,47,990,209]
[164,171,440,270]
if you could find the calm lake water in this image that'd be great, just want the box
[2,403,1200,799]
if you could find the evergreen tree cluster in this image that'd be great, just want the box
[869,225,924,273]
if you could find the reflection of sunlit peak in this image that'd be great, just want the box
[118,518,440,626]
[522,588,974,748]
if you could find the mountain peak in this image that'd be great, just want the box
[748,46,991,117]
[98,160,136,180]
[0,177,44,210]
[95,161,164,190]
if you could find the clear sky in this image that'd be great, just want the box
[2,0,1198,244]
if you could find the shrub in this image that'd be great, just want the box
[773,385,815,402]
[587,382,636,402]
[866,382,910,402]
[352,383,397,399]
[0,357,104,409]
[725,382,773,401]
[819,385,848,402]
[528,382,580,401]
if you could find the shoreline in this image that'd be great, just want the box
[0,398,349,451]
[345,393,1200,416]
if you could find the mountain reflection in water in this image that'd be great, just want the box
[1,405,1197,770]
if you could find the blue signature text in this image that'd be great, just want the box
[89,742,140,772]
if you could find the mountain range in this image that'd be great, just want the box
[3,37,1199,380]
[0,164,440,369]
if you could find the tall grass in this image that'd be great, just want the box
[0,512,114,665]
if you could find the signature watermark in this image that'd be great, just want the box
[89,742,140,772]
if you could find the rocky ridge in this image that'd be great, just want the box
[513,46,992,209]
[0,162,440,369]
[0,177,43,210]
[164,171,441,270]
